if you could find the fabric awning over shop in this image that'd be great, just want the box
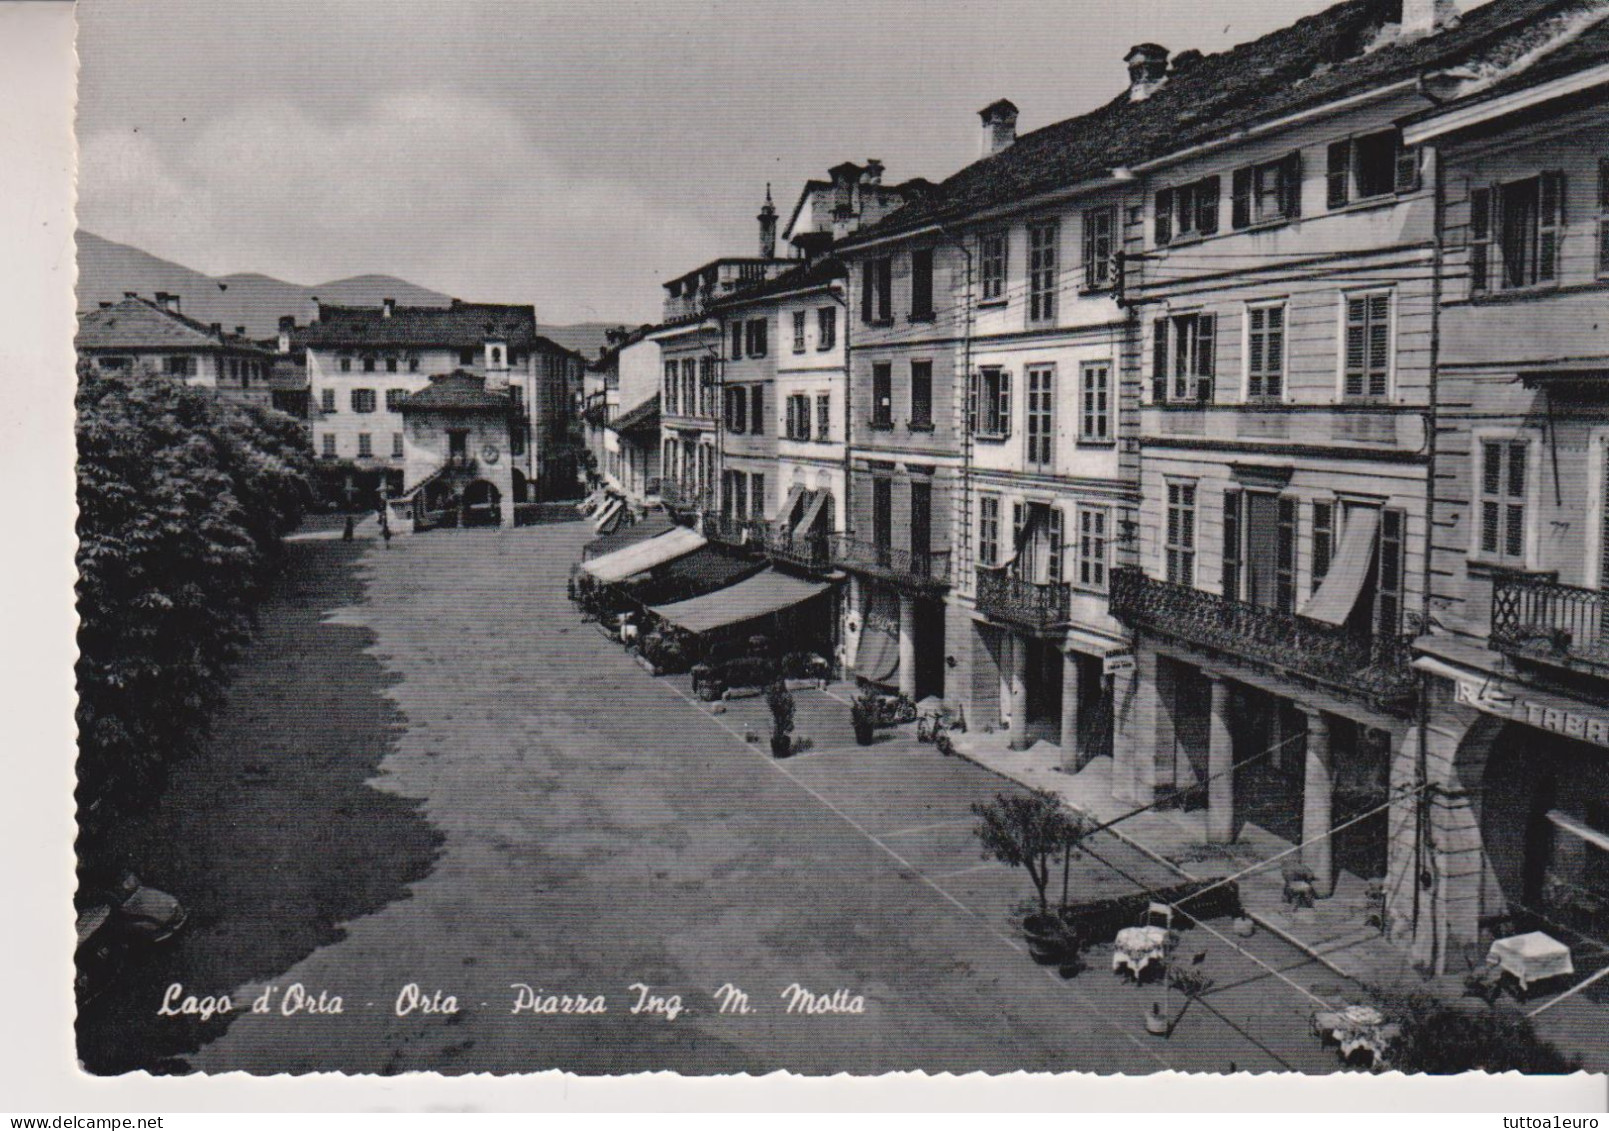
[583,525,706,583]
[582,510,676,562]
[631,544,760,603]
[592,496,624,533]
[793,489,829,540]
[855,586,901,684]
[1297,506,1380,626]
[775,484,806,532]
[649,567,829,634]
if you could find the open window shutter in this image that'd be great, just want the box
[1152,318,1170,403]
[1232,168,1253,229]
[1368,294,1390,397]
[1221,490,1241,601]
[1282,151,1303,218]
[1394,143,1421,194]
[1470,186,1491,293]
[1327,140,1351,208]
[1344,297,1366,398]
[1011,502,1026,576]
[861,261,874,321]
[1000,369,1012,437]
[1599,158,1609,278]
[1539,171,1564,282]
[1196,313,1216,402]
[1083,210,1098,289]
[967,369,979,434]
[1048,507,1064,584]
[1277,496,1296,613]
[1198,177,1221,235]
[1155,189,1173,245]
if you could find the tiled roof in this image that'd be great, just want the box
[1411,6,1609,114]
[298,298,541,350]
[610,392,662,436]
[707,257,846,311]
[397,371,514,413]
[76,295,272,355]
[839,0,1599,247]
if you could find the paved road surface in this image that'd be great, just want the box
[178,522,1348,1075]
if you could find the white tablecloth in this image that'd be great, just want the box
[1487,932,1574,990]
[1111,926,1173,978]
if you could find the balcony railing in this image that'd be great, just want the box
[1490,574,1609,674]
[702,512,767,548]
[1109,567,1417,713]
[976,566,1072,633]
[765,530,831,573]
[659,480,711,512]
[830,535,951,589]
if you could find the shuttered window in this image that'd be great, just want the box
[1470,186,1492,294]
[1080,362,1111,442]
[1343,292,1391,400]
[1028,220,1059,323]
[1478,439,1529,565]
[1026,364,1054,468]
[1166,481,1196,586]
[1246,304,1285,400]
[1222,490,1242,602]
[871,363,893,428]
[979,494,1001,567]
[1376,508,1405,636]
[1083,206,1115,290]
[1312,502,1334,594]
[1076,506,1107,591]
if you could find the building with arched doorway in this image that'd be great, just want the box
[398,370,518,530]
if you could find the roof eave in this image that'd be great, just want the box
[1401,59,1609,144]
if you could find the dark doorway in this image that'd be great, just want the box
[872,477,892,567]
[914,597,946,701]
[910,481,932,572]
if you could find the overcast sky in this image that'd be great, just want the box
[75,0,1477,325]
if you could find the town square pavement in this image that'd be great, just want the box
[97,520,1359,1075]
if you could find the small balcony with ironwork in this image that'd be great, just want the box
[975,565,1071,635]
[1490,574,1609,677]
[658,479,711,514]
[1110,567,1418,714]
[829,535,951,591]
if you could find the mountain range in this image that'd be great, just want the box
[75,231,619,360]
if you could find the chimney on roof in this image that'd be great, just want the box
[124,291,137,299]
[235,326,247,337]
[758,184,778,259]
[382,297,395,319]
[98,301,113,309]
[1171,48,1204,74]
[277,316,295,355]
[1125,43,1170,102]
[210,322,222,335]
[155,291,181,313]
[863,159,884,185]
[309,295,321,324]
[978,99,1019,158]
[1401,0,1459,37]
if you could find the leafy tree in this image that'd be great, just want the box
[1372,988,1580,1074]
[75,363,312,858]
[972,790,1090,913]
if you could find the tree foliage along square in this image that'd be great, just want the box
[75,364,313,861]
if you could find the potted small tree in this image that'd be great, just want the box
[766,680,796,759]
[850,685,879,746]
[972,790,1088,965]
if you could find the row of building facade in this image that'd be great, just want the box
[78,291,589,519]
[584,0,1609,975]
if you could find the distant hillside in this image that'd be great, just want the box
[76,231,620,355]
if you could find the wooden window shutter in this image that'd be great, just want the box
[861,260,874,321]
[1367,294,1390,397]
[1198,177,1221,235]
[1196,313,1216,402]
[1155,189,1173,245]
[1276,496,1296,613]
[1221,489,1241,601]
[1470,186,1492,293]
[967,369,979,434]
[1344,297,1367,398]
[1394,144,1420,194]
[1599,158,1609,278]
[1539,171,1564,282]
[1282,151,1303,218]
[999,369,1012,436]
[1327,140,1351,209]
[1231,167,1253,229]
[1152,318,1169,403]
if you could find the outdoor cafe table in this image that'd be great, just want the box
[1487,931,1574,994]
[1111,926,1173,980]
[1310,1004,1399,1070]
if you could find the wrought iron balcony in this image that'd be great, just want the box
[975,566,1072,634]
[1110,567,1418,713]
[702,512,766,549]
[765,530,831,573]
[1490,574,1609,675]
[658,480,710,512]
[829,535,951,589]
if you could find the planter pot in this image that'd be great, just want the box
[852,720,875,746]
[1022,913,1074,967]
[1145,1006,1171,1036]
[770,736,792,759]
[1232,917,1256,938]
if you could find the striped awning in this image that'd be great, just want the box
[649,567,829,635]
[583,525,706,583]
